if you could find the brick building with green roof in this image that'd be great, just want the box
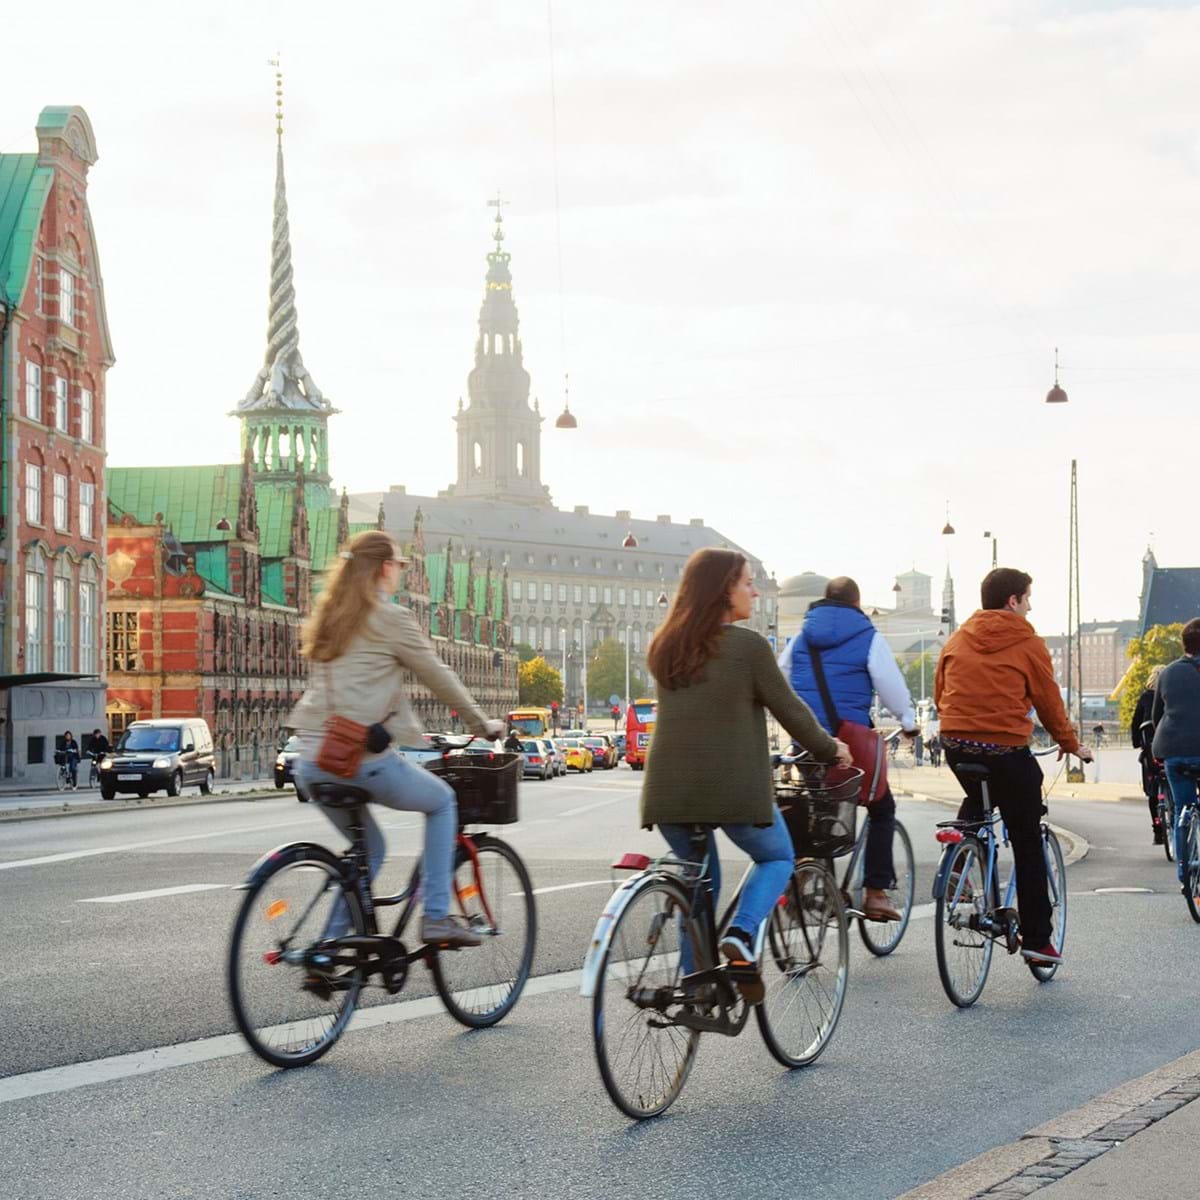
[102,82,516,775]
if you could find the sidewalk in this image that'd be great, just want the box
[891,763,1142,807]
[0,776,282,821]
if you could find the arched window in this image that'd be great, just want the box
[24,548,47,671]
[516,442,525,477]
[543,619,553,649]
[473,442,483,474]
[53,556,74,671]
[513,621,523,646]
[494,333,503,354]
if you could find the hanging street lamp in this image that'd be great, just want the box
[1046,347,1068,404]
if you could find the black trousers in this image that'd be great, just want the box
[862,788,896,889]
[946,747,1051,948]
[1140,754,1162,827]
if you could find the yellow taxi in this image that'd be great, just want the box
[555,737,594,773]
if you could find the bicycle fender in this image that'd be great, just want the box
[579,872,675,998]
[234,841,344,892]
[930,843,960,901]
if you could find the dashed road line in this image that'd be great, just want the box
[79,883,229,904]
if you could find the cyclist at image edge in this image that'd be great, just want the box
[1130,664,1166,844]
[640,548,852,976]
[289,530,505,949]
[1150,618,1200,880]
[779,575,919,922]
[934,567,1093,967]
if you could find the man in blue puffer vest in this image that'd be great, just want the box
[779,576,918,921]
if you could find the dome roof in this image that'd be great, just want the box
[779,571,829,599]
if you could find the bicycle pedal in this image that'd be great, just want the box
[845,908,866,920]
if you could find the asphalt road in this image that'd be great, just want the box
[3,770,1198,1199]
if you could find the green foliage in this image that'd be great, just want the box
[901,650,938,704]
[586,639,645,705]
[518,656,564,707]
[514,642,538,664]
[1117,624,1183,728]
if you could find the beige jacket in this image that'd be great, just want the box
[288,602,491,748]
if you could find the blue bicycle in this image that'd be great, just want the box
[931,749,1065,1007]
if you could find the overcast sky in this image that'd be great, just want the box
[6,1,1198,633]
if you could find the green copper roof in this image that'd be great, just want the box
[108,465,240,542]
[261,560,286,606]
[194,545,230,593]
[0,154,52,306]
[427,552,447,604]
[252,482,295,560]
[310,506,340,575]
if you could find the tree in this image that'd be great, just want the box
[514,642,538,664]
[518,656,564,707]
[586,639,645,705]
[901,650,938,706]
[1117,624,1183,728]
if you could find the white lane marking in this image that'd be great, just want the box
[519,879,613,897]
[79,883,229,904]
[0,962,587,1106]
[559,795,633,819]
[0,813,327,873]
[909,902,935,921]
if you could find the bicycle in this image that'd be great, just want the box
[1156,764,1175,864]
[53,751,77,791]
[778,740,915,957]
[227,736,537,1068]
[931,748,1065,1007]
[581,765,859,1119]
[1172,763,1200,923]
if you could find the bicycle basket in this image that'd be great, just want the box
[53,750,67,766]
[427,752,521,825]
[775,763,862,858]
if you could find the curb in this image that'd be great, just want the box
[0,788,284,824]
[897,1051,1200,1199]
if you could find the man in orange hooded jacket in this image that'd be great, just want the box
[934,567,1093,966]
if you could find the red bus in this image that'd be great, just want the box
[624,698,657,771]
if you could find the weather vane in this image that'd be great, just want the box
[487,190,509,247]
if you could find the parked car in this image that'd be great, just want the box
[99,719,216,800]
[540,738,567,776]
[520,738,552,780]
[583,735,617,770]
[556,738,594,773]
[274,735,301,789]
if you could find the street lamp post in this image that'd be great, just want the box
[581,618,590,731]
[983,530,998,570]
[623,625,631,709]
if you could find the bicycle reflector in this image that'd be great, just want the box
[265,900,289,920]
[935,829,964,845]
[612,853,652,871]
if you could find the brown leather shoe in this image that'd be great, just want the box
[862,888,901,922]
[421,914,482,948]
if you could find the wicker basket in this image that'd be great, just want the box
[427,752,521,825]
[775,763,863,858]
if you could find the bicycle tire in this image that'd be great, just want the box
[431,835,537,1028]
[591,875,700,1119]
[1161,787,1176,863]
[858,820,915,957]
[934,836,994,1008]
[1183,809,1200,925]
[55,768,69,792]
[756,860,849,1068]
[228,847,365,1068]
[1029,828,1068,981]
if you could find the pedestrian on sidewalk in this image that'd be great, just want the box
[914,730,925,767]
[779,575,918,922]
[935,567,1093,967]
[1151,619,1200,878]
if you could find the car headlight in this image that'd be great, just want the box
[276,754,287,767]
[100,757,113,770]
[152,757,172,769]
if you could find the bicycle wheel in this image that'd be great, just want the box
[1029,828,1068,981]
[592,876,700,1119]
[431,835,537,1028]
[757,860,849,1067]
[858,820,916,957]
[228,848,365,1068]
[934,836,993,1008]
[55,767,69,792]
[1183,809,1200,925]
[1161,786,1176,863]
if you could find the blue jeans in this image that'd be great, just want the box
[1165,757,1200,881]
[295,751,458,936]
[658,808,795,963]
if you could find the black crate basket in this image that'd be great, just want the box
[775,763,863,859]
[427,752,521,825]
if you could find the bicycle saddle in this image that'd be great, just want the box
[308,783,370,809]
[952,764,991,781]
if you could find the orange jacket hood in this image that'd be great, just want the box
[957,609,1040,656]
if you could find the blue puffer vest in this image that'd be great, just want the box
[789,601,875,735]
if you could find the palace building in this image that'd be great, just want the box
[352,209,779,709]
[104,77,516,774]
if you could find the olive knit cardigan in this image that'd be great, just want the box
[640,624,839,829]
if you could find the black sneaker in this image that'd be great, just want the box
[719,926,756,967]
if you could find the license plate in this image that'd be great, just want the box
[117,774,141,781]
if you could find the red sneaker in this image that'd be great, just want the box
[1021,942,1062,965]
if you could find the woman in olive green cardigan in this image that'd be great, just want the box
[642,548,850,970]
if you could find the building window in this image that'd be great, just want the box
[81,388,93,443]
[25,462,42,525]
[107,611,139,672]
[632,589,642,607]
[618,587,626,607]
[603,586,613,606]
[513,621,523,646]
[573,584,582,605]
[54,376,69,432]
[59,269,75,325]
[25,565,44,671]
[80,480,94,538]
[25,361,41,421]
[558,583,567,604]
[80,582,97,673]
[53,472,69,531]
[512,579,522,602]
[589,585,598,605]
[54,573,73,671]
[618,628,627,645]
[633,628,642,652]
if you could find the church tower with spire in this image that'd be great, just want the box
[235,62,335,516]
[447,198,552,506]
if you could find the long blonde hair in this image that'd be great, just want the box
[303,530,398,662]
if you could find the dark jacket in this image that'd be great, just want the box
[788,601,875,733]
[1151,656,1200,761]
[1130,687,1155,753]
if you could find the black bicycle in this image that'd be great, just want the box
[228,737,537,1068]
[582,764,858,1119]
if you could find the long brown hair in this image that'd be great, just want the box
[647,548,746,690]
[302,530,399,662]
